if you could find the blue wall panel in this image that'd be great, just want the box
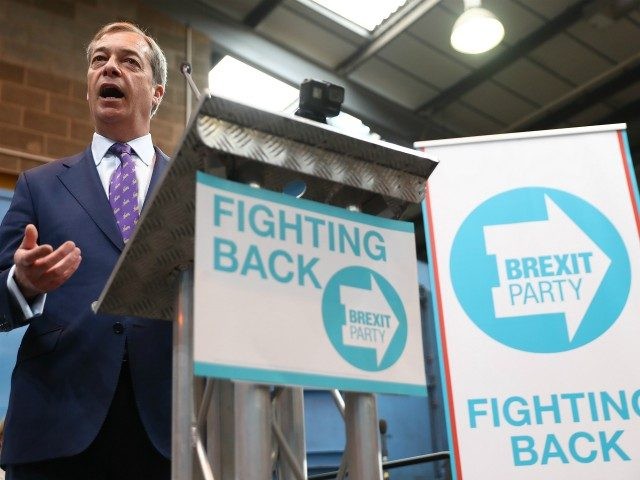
[0,189,26,419]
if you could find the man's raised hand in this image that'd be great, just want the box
[13,224,82,299]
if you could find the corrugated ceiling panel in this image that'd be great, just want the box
[494,58,573,105]
[431,102,505,135]
[529,34,614,85]
[461,81,536,125]
[565,103,614,126]
[377,33,470,90]
[408,5,456,47]
[518,0,581,20]
[257,7,358,69]
[482,0,545,44]
[568,18,640,63]
[608,83,640,109]
[200,0,260,21]
[282,0,367,46]
[349,57,437,109]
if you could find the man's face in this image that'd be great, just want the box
[86,31,164,140]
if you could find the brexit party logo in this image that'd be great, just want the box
[450,187,630,353]
[322,266,407,371]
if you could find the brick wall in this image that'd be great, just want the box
[0,0,211,184]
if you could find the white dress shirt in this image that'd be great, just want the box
[7,133,156,319]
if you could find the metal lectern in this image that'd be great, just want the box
[96,94,437,480]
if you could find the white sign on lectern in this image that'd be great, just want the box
[194,172,426,396]
[417,124,640,479]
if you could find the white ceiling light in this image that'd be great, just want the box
[450,0,505,54]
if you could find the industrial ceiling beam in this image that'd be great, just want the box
[243,0,283,28]
[335,0,442,76]
[505,51,640,131]
[599,98,640,125]
[416,0,595,116]
[145,0,455,145]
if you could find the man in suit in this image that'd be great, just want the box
[0,22,172,479]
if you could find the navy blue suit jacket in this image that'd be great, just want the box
[0,147,171,465]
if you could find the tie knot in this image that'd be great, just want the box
[109,142,133,158]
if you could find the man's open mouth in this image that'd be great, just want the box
[99,85,125,99]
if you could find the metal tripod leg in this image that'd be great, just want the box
[172,267,194,480]
[345,392,383,480]
[275,387,307,479]
[235,383,272,479]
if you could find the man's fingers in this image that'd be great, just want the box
[31,241,77,271]
[52,255,82,288]
[19,224,39,250]
[43,247,82,280]
[14,241,81,297]
[28,248,82,293]
[18,244,54,265]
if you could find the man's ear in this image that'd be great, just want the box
[152,84,164,107]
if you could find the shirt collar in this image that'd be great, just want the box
[92,132,154,166]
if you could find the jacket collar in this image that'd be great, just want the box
[57,146,169,252]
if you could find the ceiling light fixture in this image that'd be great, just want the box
[450,0,505,54]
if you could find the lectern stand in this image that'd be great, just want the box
[95,94,437,480]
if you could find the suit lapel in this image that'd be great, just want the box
[57,146,170,251]
[57,147,125,251]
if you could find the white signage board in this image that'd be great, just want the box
[416,125,640,479]
[194,172,426,395]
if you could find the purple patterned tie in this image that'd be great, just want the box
[108,142,140,242]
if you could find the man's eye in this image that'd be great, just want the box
[125,58,140,67]
[92,55,106,64]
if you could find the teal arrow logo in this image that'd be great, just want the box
[484,195,611,341]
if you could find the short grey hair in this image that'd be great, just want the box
[86,22,167,114]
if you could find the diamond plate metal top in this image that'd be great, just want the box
[96,95,438,321]
[197,94,437,178]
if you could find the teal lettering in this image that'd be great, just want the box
[600,430,630,461]
[279,210,303,244]
[268,249,294,283]
[541,434,569,464]
[569,432,596,463]
[297,255,321,288]
[539,255,553,276]
[579,251,593,273]
[501,252,595,279]
[467,398,487,428]
[213,194,234,227]
[601,391,630,421]
[304,215,325,248]
[363,230,386,261]
[213,237,237,272]
[249,204,275,238]
[522,257,539,278]
[555,254,570,274]
[560,393,585,422]
[338,224,360,256]
[509,284,522,305]
[240,245,267,279]
[632,390,640,416]
[506,258,521,280]
[503,396,530,427]
[533,394,561,424]
[512,436,537,466]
